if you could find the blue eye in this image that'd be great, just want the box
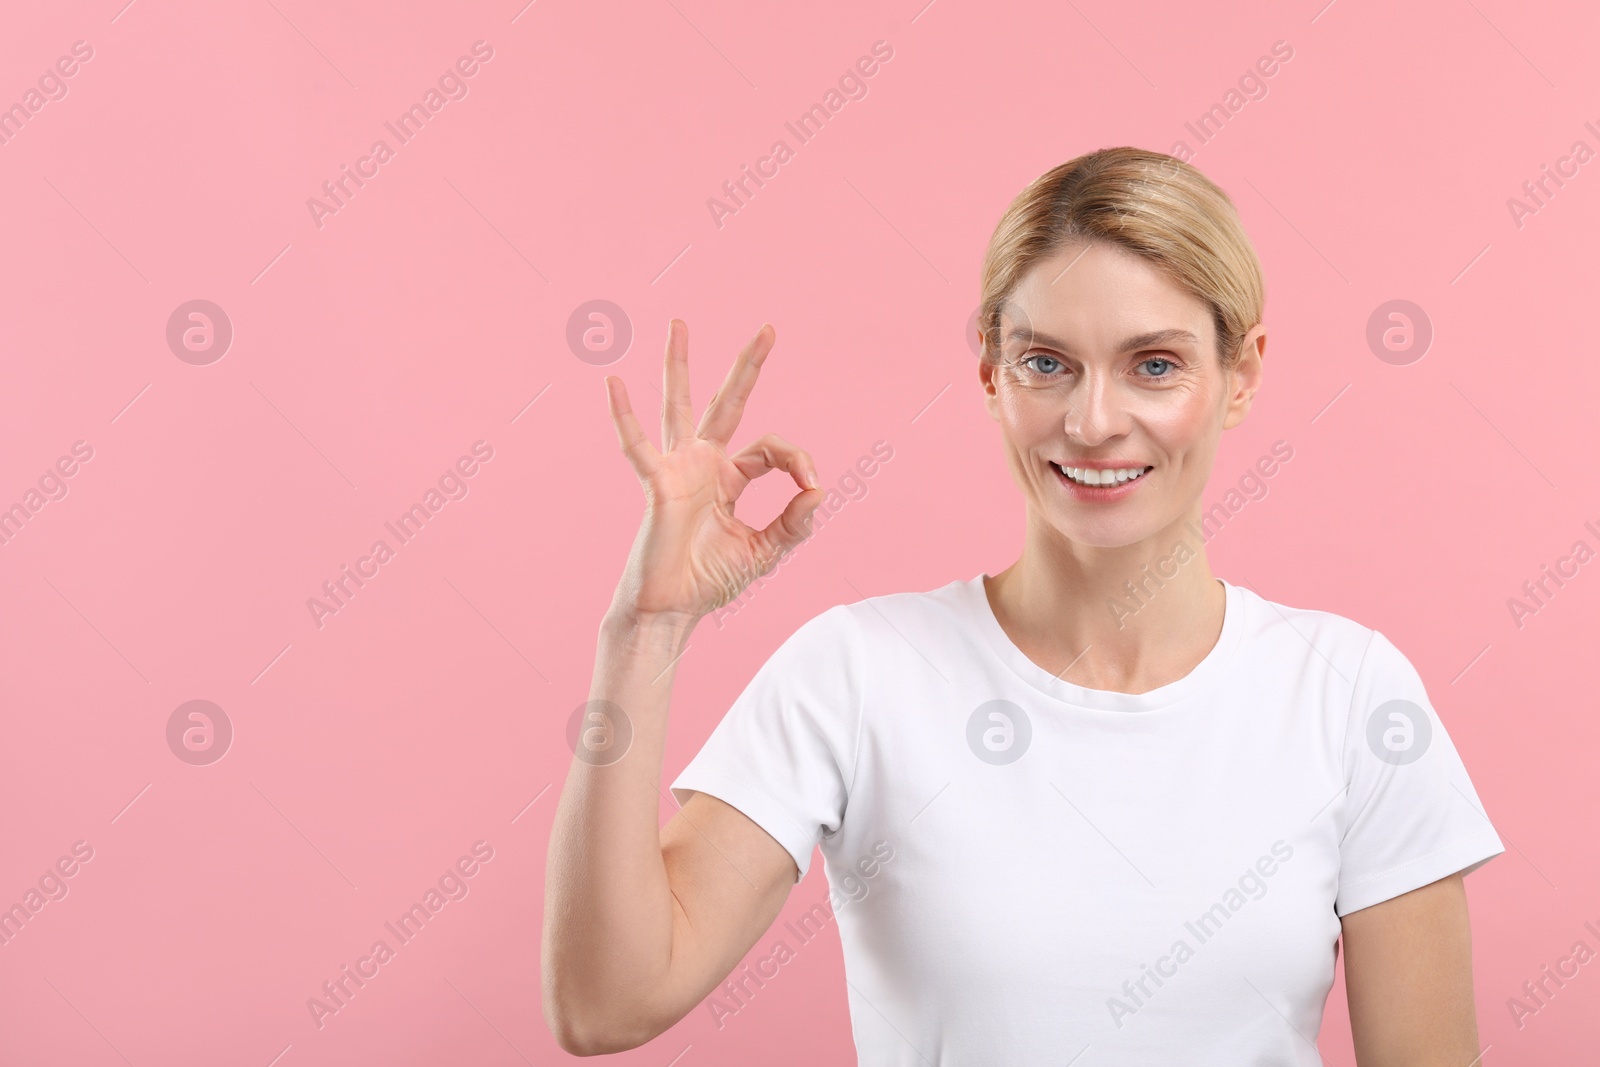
[1019,354,1179,380]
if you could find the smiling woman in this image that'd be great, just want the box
[542,146,1506,1065]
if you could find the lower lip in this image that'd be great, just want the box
[1051,463,1152,501]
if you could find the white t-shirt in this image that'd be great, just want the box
[671,574,1505,1065]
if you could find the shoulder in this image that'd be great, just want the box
[1228,580,1385,689]
[836,575,975,635]
[782,576,976,655]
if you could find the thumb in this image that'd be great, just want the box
[756,487,826,559]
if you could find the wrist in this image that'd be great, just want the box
[600,606,698,648]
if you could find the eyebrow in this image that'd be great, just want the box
[1002,327,1199,354]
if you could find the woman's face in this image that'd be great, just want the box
[979,240,1265,551]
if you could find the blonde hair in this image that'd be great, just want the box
[978,146,1264,370]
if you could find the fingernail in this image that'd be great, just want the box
[806,471,819,489]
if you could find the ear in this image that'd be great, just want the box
[1221,324,1266,431]
[978,349,1001,422]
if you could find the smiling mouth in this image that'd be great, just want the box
[1050,462,1154,487]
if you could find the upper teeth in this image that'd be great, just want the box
[1058,464,1148,486]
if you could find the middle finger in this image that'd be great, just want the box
[661,318,696,450]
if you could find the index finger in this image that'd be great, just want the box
[696,323,774,450]
[605,375,661,478]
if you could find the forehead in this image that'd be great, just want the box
[1004,241,1212,348]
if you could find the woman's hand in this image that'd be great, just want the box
[603,319,824,627]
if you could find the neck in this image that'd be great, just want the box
[985,504,1223,693]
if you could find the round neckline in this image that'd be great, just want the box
[965,572,1244,711]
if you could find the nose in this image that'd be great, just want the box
[1062,370,1130,446]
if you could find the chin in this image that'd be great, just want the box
[1043,510,1156,550]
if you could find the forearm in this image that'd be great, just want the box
[542,609,698,1049]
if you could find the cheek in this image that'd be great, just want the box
[996,390,1056,442]
[1140,387,1216,452]
[992,393,1058,488]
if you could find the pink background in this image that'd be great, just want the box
[2,0,1596,1063]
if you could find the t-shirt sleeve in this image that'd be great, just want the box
[670,604,863,883]
[1334,628,1506,917]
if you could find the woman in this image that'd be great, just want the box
[542,146,1505,1064]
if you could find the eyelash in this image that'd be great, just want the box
[1019,354,1180,380]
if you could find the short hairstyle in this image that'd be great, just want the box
[978,146,1265,370]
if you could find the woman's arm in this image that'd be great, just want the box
[542,320,824,1055]
[542,611,800,1054]
[1341,872,1485,1066]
